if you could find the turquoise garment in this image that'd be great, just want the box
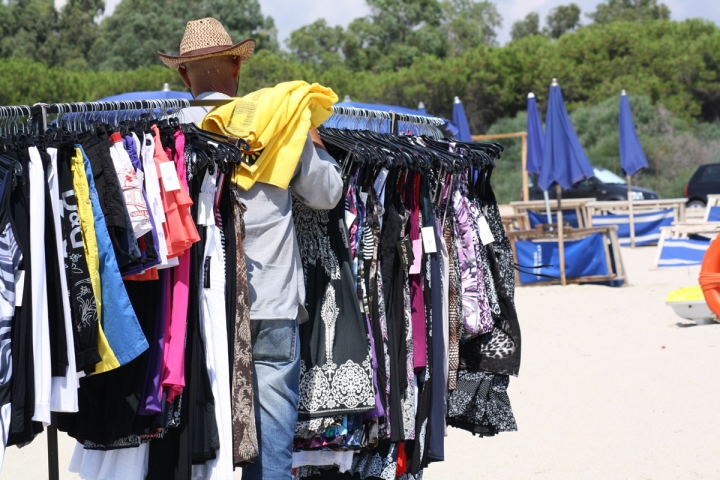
[78,145,148,366]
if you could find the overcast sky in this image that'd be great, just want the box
[90,0,720,46]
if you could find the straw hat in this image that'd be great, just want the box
[159,18,256,70]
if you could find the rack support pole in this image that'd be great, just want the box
[48,412,59,480]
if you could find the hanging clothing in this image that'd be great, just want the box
[446,370,517,436]
[79,146,149,367]
[28,146,52,427]
[7,148,42,447]
[68,147,120,374]
[293,199,375,419]
[47,147,79,414]
[108,132,152,239]
[198,208,233,478]
[228,185,258,466]
[294,124,522,480]
[80,127,141,270]
[57,145,102,374]
[0,174,22,473]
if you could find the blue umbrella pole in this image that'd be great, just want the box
[628,175,636,248]
[556,184,567,286]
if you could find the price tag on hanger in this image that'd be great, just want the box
[478,215,495,245]
[159,161,181,192]
[345,211,357,229]
[14,271,25,308]
[359,191,368,204]
[198,193,214,225]
[421,226,437,254]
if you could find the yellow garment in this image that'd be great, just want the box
[201,81,338,190]
[70,148,121,374]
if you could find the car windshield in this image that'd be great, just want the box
[593,167,626,185]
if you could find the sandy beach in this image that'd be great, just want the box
[3,246,719,479]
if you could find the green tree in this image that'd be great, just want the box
[0,0,60,65]
[543,3,581,39]
[342,0,445,71]
[0,57,184,105]
[91,0,278,71]
[286,19,345,68]
[441,0,502,54]
[57,0,105,69]
[510,12,540,41]
[587,0,670,24]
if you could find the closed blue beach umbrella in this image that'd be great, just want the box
[619,89,650,247]
[527,92,550,215]
[452,96,472,142]
[526,92,544,175]
[538,80,594,192]
[538,79,594,286]
[619,90,648,177]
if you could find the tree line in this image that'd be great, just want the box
[1,0,674,72]
[2,0,719,201]
[2,0,711,129]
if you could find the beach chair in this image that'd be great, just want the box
[508,225,626,286]
[653,196,720,267]
[654,224,720,268]
[586,198,686,246]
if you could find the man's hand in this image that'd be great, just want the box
[309,128,326,151]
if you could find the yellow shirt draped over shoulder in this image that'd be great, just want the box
[201,81,338,191]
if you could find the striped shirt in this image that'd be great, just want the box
[0,221,22,396]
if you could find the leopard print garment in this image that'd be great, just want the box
[230,186,259,465]
[444,219,460,391]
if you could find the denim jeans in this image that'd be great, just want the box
[242,319,300,480]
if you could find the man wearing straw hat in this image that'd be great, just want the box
[159,18,343,480]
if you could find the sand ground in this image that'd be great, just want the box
[3,246,719,479]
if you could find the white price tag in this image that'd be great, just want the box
[198,193,215,225]
[358,191,368,204]
[159,161,181,192]
[345,211,357,228]
[14,271,25,308]
[421,226,437,253]
[478,215,495,245]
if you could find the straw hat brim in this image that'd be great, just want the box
[159,38,256,70]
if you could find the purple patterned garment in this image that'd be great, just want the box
[451,190,493,337]
[466,199,494,334]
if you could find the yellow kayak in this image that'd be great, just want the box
[665,286,718,323]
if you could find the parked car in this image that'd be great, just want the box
[684,163,720,209]
[528,167,660,201]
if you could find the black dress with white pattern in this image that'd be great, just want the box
[293,198,376,419]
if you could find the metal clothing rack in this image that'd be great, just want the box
[325,106,445,137]
[0,99,445,135]
[0,97,445,480]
